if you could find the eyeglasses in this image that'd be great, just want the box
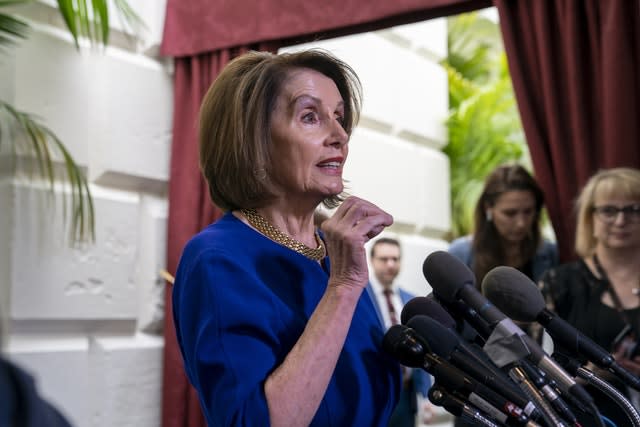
[592,204,640,224]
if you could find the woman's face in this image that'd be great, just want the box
[269,68,348,204]
[487,190,537,244]
[592,193,640,250]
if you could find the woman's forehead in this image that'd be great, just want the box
[593,178,640,202]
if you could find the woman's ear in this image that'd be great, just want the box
[484,203,493,222]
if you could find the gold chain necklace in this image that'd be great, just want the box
[241,208,326,261]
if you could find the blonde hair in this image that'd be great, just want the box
[199,49,362,211]
[575,167,640,257]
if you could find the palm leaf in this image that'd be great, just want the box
[56,0,145,48]
[1,101,95,243]
[0,2,28,47]
[444,13,529,238]
[0,0,144,244]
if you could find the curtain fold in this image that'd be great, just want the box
[162,43,280,427]
[161,0,491,56]
[495,0,640,262]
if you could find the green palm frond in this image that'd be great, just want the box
[56,0,145,48]
[1,101,95,243]
[446,12,503,83]
[0,0,144,244]
[444,12,529,238]
[0,1,28,46]
[442,63,479,110]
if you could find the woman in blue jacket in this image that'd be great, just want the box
[172,49,400,427]
[449,164,557,288]
[448,164,557,427]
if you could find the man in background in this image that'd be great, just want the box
[0,309,73,427]
[367,237,433,427]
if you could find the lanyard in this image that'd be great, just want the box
[592,253,638,335]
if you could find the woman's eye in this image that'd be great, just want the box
[302,112,318,123]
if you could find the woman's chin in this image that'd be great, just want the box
[320,183,343,197]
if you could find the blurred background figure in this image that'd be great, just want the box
[0,305,73,427]
[367,237,434,427]
[448,163,557,287]
[0,356,73,427]
[539,167,640,427]
[447,163,557,426]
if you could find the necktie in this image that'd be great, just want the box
[383,289,399,326]
[384,288,411,382]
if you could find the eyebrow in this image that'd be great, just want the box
[291,95,344,112]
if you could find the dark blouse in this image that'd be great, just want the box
[540,260,640,427]
[540,259,640,353]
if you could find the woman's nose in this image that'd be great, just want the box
[329,119,348,147]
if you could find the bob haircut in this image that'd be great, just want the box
[574,167,640,257]
[471,163,545,284]
[199,49,362,212]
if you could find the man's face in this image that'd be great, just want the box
[371,242,401,288]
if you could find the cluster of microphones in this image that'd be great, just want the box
[383,251,640,427]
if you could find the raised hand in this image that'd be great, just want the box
[321,196,393,291]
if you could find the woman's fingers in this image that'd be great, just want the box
[324,196,393,241]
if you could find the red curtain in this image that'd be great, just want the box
[495,0,640,262]
[161,44,280,427]
[161,0,490,56]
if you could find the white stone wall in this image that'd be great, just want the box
[1,4,452,426]
[1,2,170,426]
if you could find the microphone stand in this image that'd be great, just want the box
[575,366,640,427]
[428,385,502,427]
[509,364,567,427]
[482,328,568,427]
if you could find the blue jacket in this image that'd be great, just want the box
[448,235,558,283]
[174,212,400,427]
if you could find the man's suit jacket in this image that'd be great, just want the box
[366,284,431,407]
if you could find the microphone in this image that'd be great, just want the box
[482,265,640,391]
[428,385,501,427]
[401,295,456,328]
[383,324,534,426]
[401,297,530,401]
[408,314,539,420]
[381,323,429,368]
[423,251,594,407]
[401,294,490,346]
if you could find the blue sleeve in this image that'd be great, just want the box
[447,236,473,268]
[412,368,431,397]
[173,248,278,427]
[547,241,559,266]
[532,240,559,283]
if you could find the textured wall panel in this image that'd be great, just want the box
[11,184,139,320]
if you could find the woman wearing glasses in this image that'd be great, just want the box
[540,167,640,426]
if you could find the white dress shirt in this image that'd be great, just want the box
[369,275,403,329]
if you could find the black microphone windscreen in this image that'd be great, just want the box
[382,324,430,367]
[407,315,458,358]
[481,266,545,322]
[423,251,475,302]
[382,324,410,356]
[400,296,456,328]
